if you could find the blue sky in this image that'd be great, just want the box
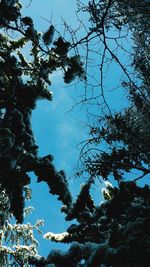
[20,0,131,256]
[21,0,92,255]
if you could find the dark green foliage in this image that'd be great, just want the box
[32,155,72,207]
[53,37,70,56]
[43,25,55,45]
[65,182,95,221]
[83,110,150,180]
[21,16,33,26]
[29,182,150,266]
[77,0,150,183]
[0,0,21,26]
[0,0,149,266]
[64,56,86,83]
[0,0,85,222]
[40,1,149,266]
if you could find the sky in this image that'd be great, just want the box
[20,0,130,256]
[20,0,93,255]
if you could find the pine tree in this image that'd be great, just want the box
[0,1,149,266]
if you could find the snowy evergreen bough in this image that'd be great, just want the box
[0,0,86,223]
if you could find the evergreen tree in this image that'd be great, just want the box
[0,0,86,222]
[0,0,149,266]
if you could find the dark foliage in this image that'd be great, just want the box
[29,181,150,267]
[0,0,85,222]
[0,1,149,266]
[76,0,150,183]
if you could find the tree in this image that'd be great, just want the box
[69,0,150,183]
[0,185,44,266]
[0,0,150,266]
[43,1,150,266]
[0,0,84,265]
[0,0,86,222]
